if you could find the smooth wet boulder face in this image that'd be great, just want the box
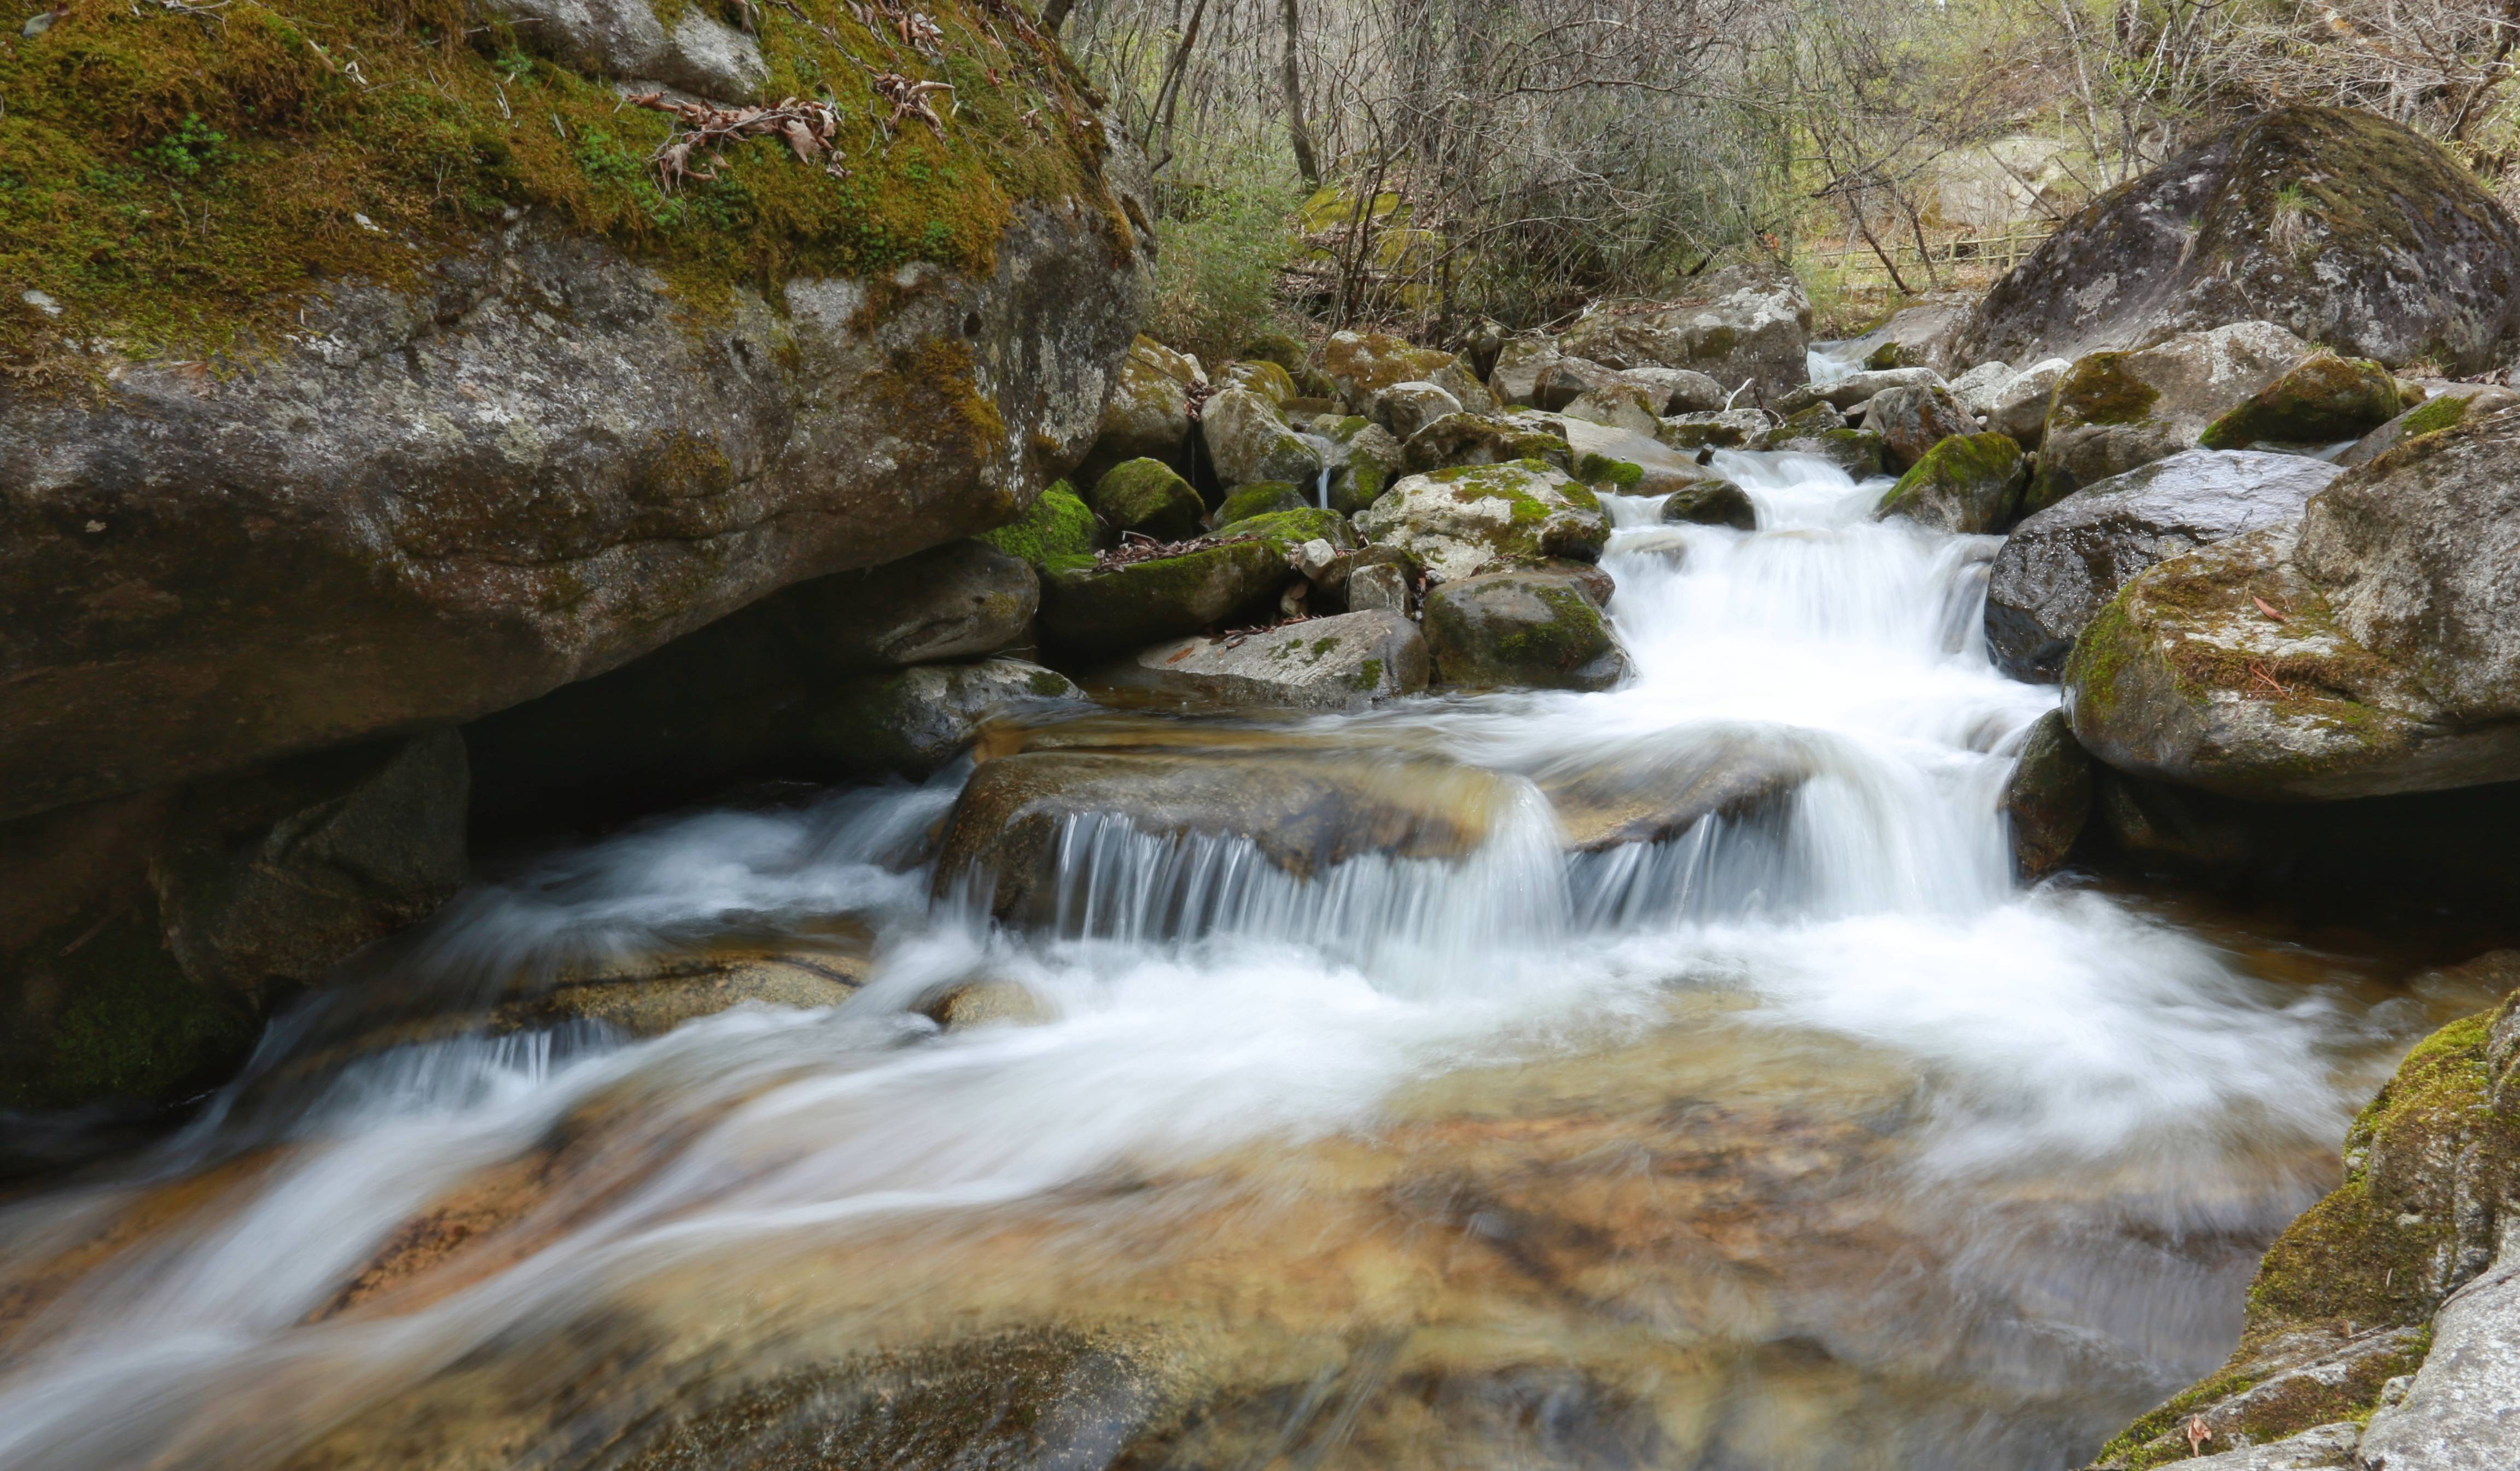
[1559,384,1663,436]
[1039,539,1290,655]
[493,939,871,1039]
[1199,386,1324,492]
[1322,330,1496,417]
[1873,433,2024,534]
[0,198,1148,827]
[1987,450,2339,683]
[2062,524,2520,800]
[1944,362,2012,414]
[1346,561,1411,614]
[2027,321,2313,514]
[2197,350,2402,451]
[802,659,1081,778]
[1983,358,2071,447]
[1958,107,2520,374]
[1661,480,1759,531]
[1101,610,1430,712]
[1862,385,1980,472]
[1087,460,1207,544]
[1,730,468,1112]
[1422,571,1630,691]
[486,0,766,101]
[777,540,1041,671]
[1374,379,1463,440]
[2297,408,2520,726]
[2337,383,2520,469]
[1530,357,1631,411]
[2002,710,2091,880]
[1398,412,1574,476]
[1081,335,1206,486]
[1355,462,1611,584]
[1555,265,1813,404]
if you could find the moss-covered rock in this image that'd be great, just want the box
[2198,351,2402,450]
[1210,507,1355,556]
[1959,107,2520,375]
[1236,328,1311,377]
[1080,336,1205,485]
[1660,480,1758,531]
[1422,571,1630,690]
[1555,265,1813,404]
[2027,322,2312,513]
[1861,385,1981,472]
[1398,412,1574,476]
[2001,710,2090,879]
[1200,386,1323,491]
[1326,422,1403,515]
[1322,330,1495,416]
[1873,432,2026,533]
[981,484,1101,572]
[1356,461,1610,584]
[1210,481,1310,528]
[2338,384,2520,469]
[1039,539,1290,654]
[1657,409,1770,451]
[1219,358,1299,406]
[1088,459,1207,543]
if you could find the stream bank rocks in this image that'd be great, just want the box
[2027,321,2314,513]
[1354,462,1610,585]
[1422,571,1629,691]
[1553,266,1813,404]
[1958,106,2520,374]
[1100,611,1429,711]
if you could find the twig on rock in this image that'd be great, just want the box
[626,92,849,189]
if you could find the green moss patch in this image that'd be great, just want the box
[1211,480,1307,527]
[2198,352,2400,450]
[980,481,1097,568]
[0,0,1116,375]
[2050,353,2161,428]
[1088,458,1204,542]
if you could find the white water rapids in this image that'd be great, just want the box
[0,450,2450,1470]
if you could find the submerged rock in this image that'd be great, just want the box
[1039,540,1289,655]
[2001,711,2091,879]
[1958,106,2520,374]
[2027,321,2312,513]
[494,939,872,1037]
[1986,450,2339,682]
[1422,571,1629,691]
[1873,432,2024,534]
[2197,351,2402,451]
[1087,459,1208,543]
[1101,610,1429,712]
[1357,462,1610,584]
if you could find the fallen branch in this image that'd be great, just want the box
[871,71,954,137]
[626,92,849,190]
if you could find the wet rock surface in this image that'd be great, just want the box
[1098,611,1430,712]
[1422,571,1629,691]
[1873,432,2024,534]
[1988,450,2341,682]
[1040,540,1291,655]
[2028,322,2311,513]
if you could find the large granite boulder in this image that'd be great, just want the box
[1200,386,1323,491]
[1863,384,1981,472]
[1788,366,1946,413]
[1987,450,2341,681]
[1355,462,1610,584]
[801,659,1083,778]
[0,213,1148,827]
[1837,292,1978,375]
[1321,331,1495,417]
[2197,350,2402,451]
[2337,384,2520,469]
[1372,379,1464,440]
[1038,539,1289,654]
[482,0,767,101]
[2027,321,2312,513]
[1555,265,1812,404]
[1,731,468,1111]
[1872,432,2024,534]
[1421,570,1629,691]
[1983,357,2072,447]
[1099,610,1429,711]
[1958,107,2520,374]
[1078,335,1206,486]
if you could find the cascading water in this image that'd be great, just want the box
[0,450,2461,1470]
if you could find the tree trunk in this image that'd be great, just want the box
[1279,0,1320,187]
[1041,0,1072,33]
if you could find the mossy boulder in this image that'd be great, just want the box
[1098,609,1429,712]
[2198,351,2402,450]
[2027,322,2313,513]
[1,730,467,1112]
[1373,379,1465,440]
[1555,265,1813,404]
[1355,461,1610,584]
[1212,507,1356,556]
[1322,330,1495,416]
[1658,409,1770,451]
[1987,450,2339,682]
[1081,336,1205,485]
[1422,571,1630,690]
[1398,412,1574,476]
[2338,383,2520,469]
[1660,480,1758,531]
[1210,481,1311,528]
[1200,386,1323,491]
[801,659,1082,778]
[1087,458,1207,543]
[1038,539,1290,655]
[2061,522,2520,800]
[1958,106,2520,374]
[1219,358,1298,405]
[980,484,1101,572]
[1236,328,1311,377]
[2001,710,2091,879]
[0,0,1151,824]
[2087,965,2520,1469]
[1327,422,1404,515]
[1873,432,2025,533]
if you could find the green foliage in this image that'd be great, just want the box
[136,113,237,178]
[1151,173,1301,365]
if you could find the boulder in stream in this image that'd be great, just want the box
[1957,106,2520,374]
[1422,570,1629,691]
[2001,711,2091,880]
[1099,610,1429,712]
[1079,335,1207,486]
[1039,539,1291,656]
[1863,384,1981,472]
[1357,462,1610,584]
[1201,387,1323,491]
[2027,321,2312,514]
[1555,265,1812,404]
[802,659,1083,778]
[1209,481,1311,529]
[1983,357,2073,448]
[1661,480,1759,531]
[1987,449,2340,682]
[1087,459,1208,543]
[1398,412,1574,476]
[2197,351,2402,451]
[1873,433,2025,534]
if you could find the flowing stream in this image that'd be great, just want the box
[0,450,2480,1470]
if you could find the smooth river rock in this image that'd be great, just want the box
[1987,450,2341,682]
[1422,571,1629,691]
[1099,610,1429,712]
[2027,321,2312,513]
[1357,461,1610,584]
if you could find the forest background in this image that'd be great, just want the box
[1056,0,2520,359]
